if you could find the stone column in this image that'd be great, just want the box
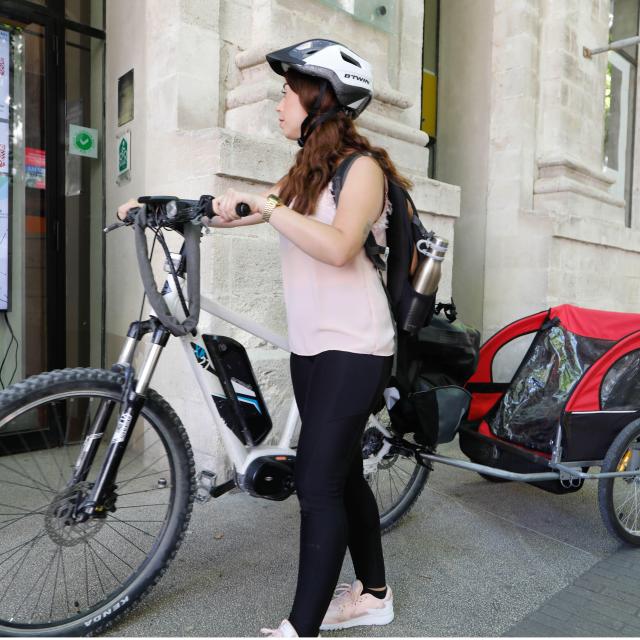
[534,0,623,224]
[482,0,547,339]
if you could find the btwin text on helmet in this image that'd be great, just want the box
[344,73,371,84]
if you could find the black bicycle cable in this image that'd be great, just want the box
[0,312,18,388]
[155,226,191,320]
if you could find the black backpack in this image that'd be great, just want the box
[331,153,436,338]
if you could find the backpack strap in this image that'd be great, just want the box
[331,153,362,204]
[331,153,389,271]
[332,152,399,377]
[365,236,388,271]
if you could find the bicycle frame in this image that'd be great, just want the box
[113,277,298,476]
[71,232,396,513]
[111,251,394,485]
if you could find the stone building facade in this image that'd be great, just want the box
[438,0,640,345]
[104,0,640,476]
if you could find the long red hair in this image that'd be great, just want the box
[278,69,412,216]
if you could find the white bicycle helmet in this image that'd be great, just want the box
[266,39,373,118]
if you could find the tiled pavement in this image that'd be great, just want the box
[110,440,633,637]
[506,547,640,637]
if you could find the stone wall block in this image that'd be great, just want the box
[250,351,295,443]
[211,293,288,346]
[410,178,461,219]
[536,191,623,223]
[146,75,179,136]
[221,42,243,92]
[502,35,539,70]
[493,3,540,42]
[226,100,287,140]
[495,0,538,15]
[494,68,531,100]
[179,0,219,29]
[239,61,271,87]
[363,130,428,176]
[212,129,297,184]
[548,235,640,313]
[176,21,219,76]
[177,69,220,130]
[146,3,180,74]
[202,235,233,295]
[220,1,252,45]
[229,235,282,295]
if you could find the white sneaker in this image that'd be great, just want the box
[260,619,298,637]
[319,579,394,631]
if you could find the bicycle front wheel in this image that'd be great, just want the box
[0,368,195,636]
[363,407,431,534]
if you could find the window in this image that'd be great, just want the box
[603,0,639,227]
[317,1,396,33]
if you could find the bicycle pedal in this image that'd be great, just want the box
[196,469,217,503]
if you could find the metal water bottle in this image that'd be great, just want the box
[402,235,449,334]
[412,236,448,295]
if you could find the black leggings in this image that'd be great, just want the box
[287,350,393,637]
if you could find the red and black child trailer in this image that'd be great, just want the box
[406,304,640,546]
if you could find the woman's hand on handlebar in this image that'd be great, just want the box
[212,188,266,223]
[116,198,141,222]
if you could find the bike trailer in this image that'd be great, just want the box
[459,304,640,492]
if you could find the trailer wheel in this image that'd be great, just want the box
[598,418,640,546]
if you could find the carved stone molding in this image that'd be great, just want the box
[535,156,623,208]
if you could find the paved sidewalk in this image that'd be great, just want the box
[506,547,640,637]
[108,440,627,637]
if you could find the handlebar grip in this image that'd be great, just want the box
[125,206,141,225]
[236,202,251,216]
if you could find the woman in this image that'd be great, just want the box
[119,38,411,638]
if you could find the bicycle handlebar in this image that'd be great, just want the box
[104,195,251,234]
[104,195,252,338]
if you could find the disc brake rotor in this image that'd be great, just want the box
[45,481,105,547]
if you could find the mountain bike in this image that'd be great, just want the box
[0,196,431,636]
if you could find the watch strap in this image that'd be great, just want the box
[262,194,283,223]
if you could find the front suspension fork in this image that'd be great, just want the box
[73,319,170,518]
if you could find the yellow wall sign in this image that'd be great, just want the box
[421,70,437,138]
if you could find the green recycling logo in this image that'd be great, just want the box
[119,138,128,172]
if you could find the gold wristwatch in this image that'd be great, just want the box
[262,194,283,223]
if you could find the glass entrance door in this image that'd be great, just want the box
[2,17,49,382]
[0,4,104,391]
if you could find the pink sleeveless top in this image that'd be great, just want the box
[279,180,395,357]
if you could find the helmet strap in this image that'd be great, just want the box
[297,81,341,147]
[297,107,341,147]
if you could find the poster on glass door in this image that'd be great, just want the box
[0,30,10,311]
[0,30,9,121]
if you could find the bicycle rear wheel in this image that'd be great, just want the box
[0,368,195,636]
[363,407,431,534]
